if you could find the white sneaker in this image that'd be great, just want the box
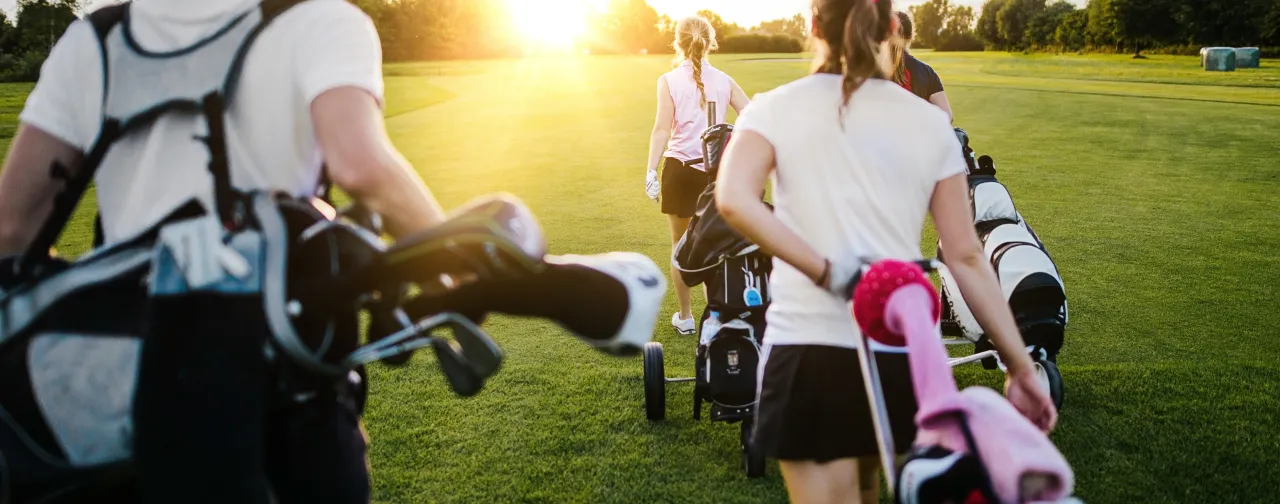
[546,252,666,356]
[671,312,696,335]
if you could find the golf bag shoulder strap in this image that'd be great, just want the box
[19,0,312,274]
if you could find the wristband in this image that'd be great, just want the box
[815,259,831,289]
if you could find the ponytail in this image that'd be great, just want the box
[813,0,896,110]
[691,37,707,108]
[674,16,718,110]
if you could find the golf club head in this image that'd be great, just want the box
[377,194,548,292]
[432,337,486,397]
[438,315,503,378]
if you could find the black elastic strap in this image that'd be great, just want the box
[18,121,122,276]
[682,158,705,169]
[200,93,238,227]
[15,5,128,275]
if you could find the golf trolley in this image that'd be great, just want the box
[936,128,1069,410]
[641,105,770,478]
[642,250,770,479]
[853,259,1080,504]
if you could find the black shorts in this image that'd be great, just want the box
[753,344,919,463]
[660,157,709,218]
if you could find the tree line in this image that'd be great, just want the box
[967,0,1280,55]
[4,0,1276,83]
[0,0,80,82]
[351,0,806,60]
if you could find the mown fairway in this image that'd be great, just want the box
[2,52,1278,503]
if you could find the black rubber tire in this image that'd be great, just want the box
[643,342,666,421]
[741,420,766,478]
[1042,360,1065,410]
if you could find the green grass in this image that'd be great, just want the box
[2,52,1279,503]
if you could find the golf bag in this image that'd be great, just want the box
[673,121,772,421]
[939,132,1067,363]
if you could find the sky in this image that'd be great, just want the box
[2,1,1090,29]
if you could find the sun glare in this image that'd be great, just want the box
[507,0,605,52]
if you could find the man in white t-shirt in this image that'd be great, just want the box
[0,2,669,501]
[0,2,443,502]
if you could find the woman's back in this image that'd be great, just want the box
[662,61,734,167]
[735,74,965,348]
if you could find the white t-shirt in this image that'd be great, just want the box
[20,0,384,242]
[734,75,967,350]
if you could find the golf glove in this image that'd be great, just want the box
[819,259,860,300]
[644,169,660,201]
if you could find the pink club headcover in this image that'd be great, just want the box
[852,259,940,347]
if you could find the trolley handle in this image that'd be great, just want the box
[845,258,945,300]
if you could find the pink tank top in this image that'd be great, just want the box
[662,60,732,172]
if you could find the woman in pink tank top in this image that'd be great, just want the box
[644,16,750,334]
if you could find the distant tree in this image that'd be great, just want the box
[941,5,976,42]
[1107,0,1180,57]
[654,14,676,51]
[694,9,735,39]
[1054,8,1089,51]
[910,0,951,48]
[1173,0,1271,48]
[996,0,1046,50]
[1086,0,1118,49]
[781,13,808,40]
[1266,2,1280,46]
[586,0,661,54]
[14,0,79,53]
[0,11,16,56]
[977,0,1009,49]
[755,14,807,41]
[1025,1,1074,48]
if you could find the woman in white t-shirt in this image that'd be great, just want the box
[714,0,1058,502]
[643,16,750,334]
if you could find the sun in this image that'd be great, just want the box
[506,0,604,51]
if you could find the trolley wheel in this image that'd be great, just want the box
[1039,360,1065,410]
[643,342,666,421]
[741,420,766,478]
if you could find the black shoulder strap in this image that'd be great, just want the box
[204,0,311,226]
[87,4,128,249]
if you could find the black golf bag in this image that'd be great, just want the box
[672,121,772,422]
[939,131,1068,364]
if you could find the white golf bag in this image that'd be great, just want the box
[938,153,1068,364]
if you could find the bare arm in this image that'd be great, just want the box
[729,79,750,115]
[0,124,83,256]
[931,174,1031,374]
[929,91,953,122]
[312,86,446,239]
[646,77,675,173]
[716,130,825,282]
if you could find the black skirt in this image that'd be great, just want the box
[660,157,709,218]
[753,344,919,463]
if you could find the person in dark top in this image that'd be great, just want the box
[891,11,953,120]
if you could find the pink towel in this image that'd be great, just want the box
[855,260,1075,503]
